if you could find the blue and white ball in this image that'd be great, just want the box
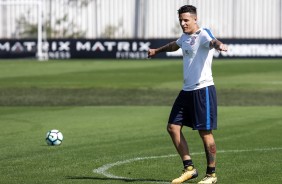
[46,129,63,146]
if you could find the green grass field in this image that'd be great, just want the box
[0,59,282,184]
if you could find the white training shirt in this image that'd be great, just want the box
[176,28,215,91]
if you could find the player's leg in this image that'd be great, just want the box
[167,90,198,184]
[198,130,217,184]
[167,91,193,163]
[195,86,217,184]
[199,130,216,167]
[167,124,191,161]
[168,124,198,184]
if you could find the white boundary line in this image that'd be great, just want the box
[93,147,282,183]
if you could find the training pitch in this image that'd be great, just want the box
[0,59,281,184]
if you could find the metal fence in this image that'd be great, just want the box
[0,0,281,39]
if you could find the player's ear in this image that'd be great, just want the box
[194,15,197,23]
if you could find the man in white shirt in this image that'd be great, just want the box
[148,5,228,184]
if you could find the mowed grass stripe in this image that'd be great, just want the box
[0,59,282,106]
[0,106,281,184]
[1,87,282,106]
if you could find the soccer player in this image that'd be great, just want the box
[147,5,228,184]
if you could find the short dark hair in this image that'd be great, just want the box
[178,5,197,15]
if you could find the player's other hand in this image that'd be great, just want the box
[147,49,157,58]
[218,44,228,52]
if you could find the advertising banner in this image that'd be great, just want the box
[0,39,281,59]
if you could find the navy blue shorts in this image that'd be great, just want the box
[168,85,217,130]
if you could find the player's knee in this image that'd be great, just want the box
[167,123,178,135]
[199,130,211,136]
[167,124,173,134]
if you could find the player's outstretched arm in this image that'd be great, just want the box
[148,41,180,58]
[210,39,228,52]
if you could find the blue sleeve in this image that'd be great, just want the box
[202,28,216,48]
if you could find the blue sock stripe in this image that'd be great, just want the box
[206,87,211,129]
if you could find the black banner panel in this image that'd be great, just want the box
[0,39,281,59]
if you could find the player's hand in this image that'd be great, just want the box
[147,49,157,58]
[218,44,228,52]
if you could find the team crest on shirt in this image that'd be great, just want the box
[183,36,198,56]
[190,36,197,45]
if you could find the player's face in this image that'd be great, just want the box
[179,12,198,34]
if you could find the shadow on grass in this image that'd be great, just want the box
[66,176,198,183]
[66,176,171,183]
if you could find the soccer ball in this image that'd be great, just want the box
[46,129,63,146]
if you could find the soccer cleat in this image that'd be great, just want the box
[171,166,198,184]
[197,173,217,184]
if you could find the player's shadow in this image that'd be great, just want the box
[66,176,170,183]
[66,176,197,183]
